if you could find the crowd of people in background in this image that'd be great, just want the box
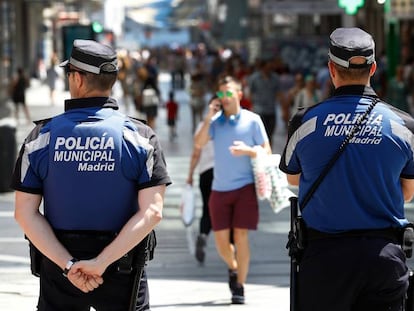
[9,34,414,307]
[109,44,414,142]
[23,43,414,138]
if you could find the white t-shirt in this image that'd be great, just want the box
[195,122,214,174]
[199,140,214,174]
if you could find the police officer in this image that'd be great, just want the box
[280,27,414,311]
[12,39,171,310]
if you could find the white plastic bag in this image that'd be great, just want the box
[142,88,159,107]
[252,149,295,213]
[180,184,195,226]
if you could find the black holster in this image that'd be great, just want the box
[26,236,41,277]
[129,230,157,271]
[401,224,414,259]
[286,197,306,264]
[128,230,157,311]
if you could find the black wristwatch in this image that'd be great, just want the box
[62,258,79,278]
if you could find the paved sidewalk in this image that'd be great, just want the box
[0,74,292,310]
[4,74,414,310]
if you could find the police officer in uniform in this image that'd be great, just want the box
[280,28,414,310]
[12,39,171,310]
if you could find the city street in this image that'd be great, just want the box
[0,74,291,310]
[0,0,412,310]
[2,74,414,310]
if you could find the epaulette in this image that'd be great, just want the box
[127,116,147,125]
[33,117,52,126]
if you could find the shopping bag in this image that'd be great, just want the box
[180,184,196,226]
[142,88,159,107]
[252,148,294,213]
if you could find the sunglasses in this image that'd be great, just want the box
[216,90,233,99]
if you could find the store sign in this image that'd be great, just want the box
[262,0,343,14]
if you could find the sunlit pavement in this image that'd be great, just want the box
[0,74,292,310]
[2,74,414,310]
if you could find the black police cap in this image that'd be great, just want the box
[59,39,118,74]
[328,27,375,69]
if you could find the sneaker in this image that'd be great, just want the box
[231,283,245,304]
[228,269,238,294]
[195,234,207,263]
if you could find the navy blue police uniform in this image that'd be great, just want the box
[280,28,414,311]
[11,40,171,311]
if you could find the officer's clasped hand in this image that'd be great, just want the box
[67,261,104,293]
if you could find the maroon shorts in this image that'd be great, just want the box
[208,183,259,231]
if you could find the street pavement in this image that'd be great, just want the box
[3,74,414,310]
[0,74,291,311]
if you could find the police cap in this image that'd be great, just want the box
[328,27,375,69]
[60,39,118,74]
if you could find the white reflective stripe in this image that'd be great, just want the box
[390,119,414,155]
[329,51,374,68]
[70,57,100,74]
[123,128,154,177]
[284,117,317,167]
[21,132,50,183]
[328,51,350,68]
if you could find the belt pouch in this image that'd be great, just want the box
[26,237,41,277]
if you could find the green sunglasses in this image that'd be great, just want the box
[216,90,233,99]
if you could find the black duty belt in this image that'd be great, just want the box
[306,227,400,243]
[54,229,142,274]
[54,230,117,253]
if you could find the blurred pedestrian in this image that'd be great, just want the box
[387,64,410,114]
[12,39,171,311]
[291,74,322,115]
[165,90,179,139]
[118,52,134,112]
[187,96,216,264]
[282,72,304,128]
[247,59,280,146]
[9,67,31,123]
[141,75,161,129]
[280,27,414,311]
[46,54,59,105]
[316,66,331,100]
[194,76,271,304]
[169,49,186,90]
[189,62,207,132]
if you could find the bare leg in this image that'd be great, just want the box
[233,228,250,285]
[50,89,56,105]
[213,229,237,270]
[147,117,156,129]
[23,105,31,123]
[14,105,19,122]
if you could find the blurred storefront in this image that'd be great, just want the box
[1,0,414,102]
[206,0,391,73]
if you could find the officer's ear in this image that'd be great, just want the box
[369,61,377,78]
[328,61,337,84]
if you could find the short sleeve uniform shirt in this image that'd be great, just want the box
[11,97,171,232]
[279,86,414,233]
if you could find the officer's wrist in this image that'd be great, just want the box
[62,258,79,278]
